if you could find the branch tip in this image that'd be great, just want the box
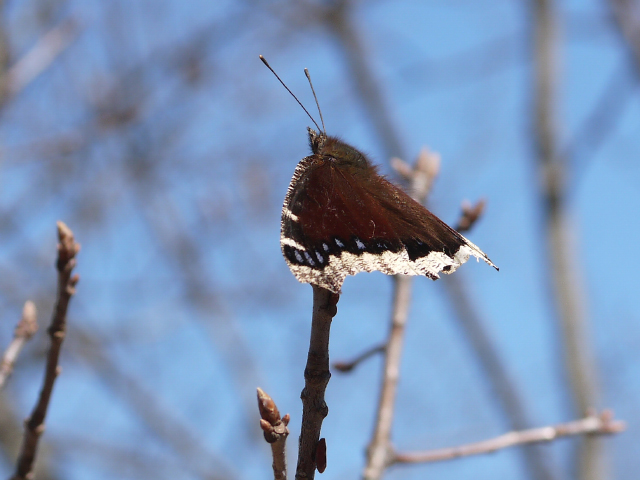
[456,199,486,233]
[15,301,38,339]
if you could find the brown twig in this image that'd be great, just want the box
[392,410,625,465]
[258,387,290,480]
[333,343,385,373]
[295,286,339,480]
[11,221,80,480]
[0,301,38,391]
[455,199,486,233]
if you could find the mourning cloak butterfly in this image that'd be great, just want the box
[261,55,497,293]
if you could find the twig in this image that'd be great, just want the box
[392,410,625,465]
[0,301,38,391]
[609,0,640,76]
[11,221,80,480]
[333,343,385,373]
[295,286,339,480]
[455,199,486,233]
[364,149,439,480]
[258,387,290,480]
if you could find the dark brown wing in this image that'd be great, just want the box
[280,156,496,293]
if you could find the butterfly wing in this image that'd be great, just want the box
[281,156,496,293]
[366,174,497,274]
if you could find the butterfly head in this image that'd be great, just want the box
[307,127,371,170]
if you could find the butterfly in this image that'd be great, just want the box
[260,55,496,293]
[280,128,497,294]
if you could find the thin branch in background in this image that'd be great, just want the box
[561,61,634,194]
[364,149,440,480]
[322,0,405,162]
[257,387,290,480]
[400,32,525,91]
[295,286,339,480]
[455,199,487,233]
[0,301,38,391]
[532,1,603,479]
[392,410,625,466]
[609,0,640,77]
[70,328,237,480]
[333,343,385,373]
[11,221,80,480]
[1,18,79,102]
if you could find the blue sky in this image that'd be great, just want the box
[0,1,638,479]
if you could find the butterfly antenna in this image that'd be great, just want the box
[304,68,326,134]
[259,55,322,133]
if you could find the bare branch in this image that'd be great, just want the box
[392,410,625,465]
[532,1,603,478]
[258,387,290,480]
[0,301,38,391]
[333,343,385,373]
[455,199,487,233]
[391,148,440,198]
[11,221,80,480]
[609,0,640,76]
[295,286,339,480]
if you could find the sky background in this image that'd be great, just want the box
[0,1,639,479]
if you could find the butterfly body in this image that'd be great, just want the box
[281,128,497,293]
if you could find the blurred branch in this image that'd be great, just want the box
[129,178,264,444]
[609,0,640,75]
[532,1,603,479]
[322,0,404,161]
[71,328,237,480]
[53,433,181,480]
[1,18,79,103]
[295,286,338,480]
[11,222,80,480]
[257,388,290,480]
[401,32,525,91]
[0,301,38,391]
[561,62,633,193]
[392,410,625,465]
[455,199,486,233]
